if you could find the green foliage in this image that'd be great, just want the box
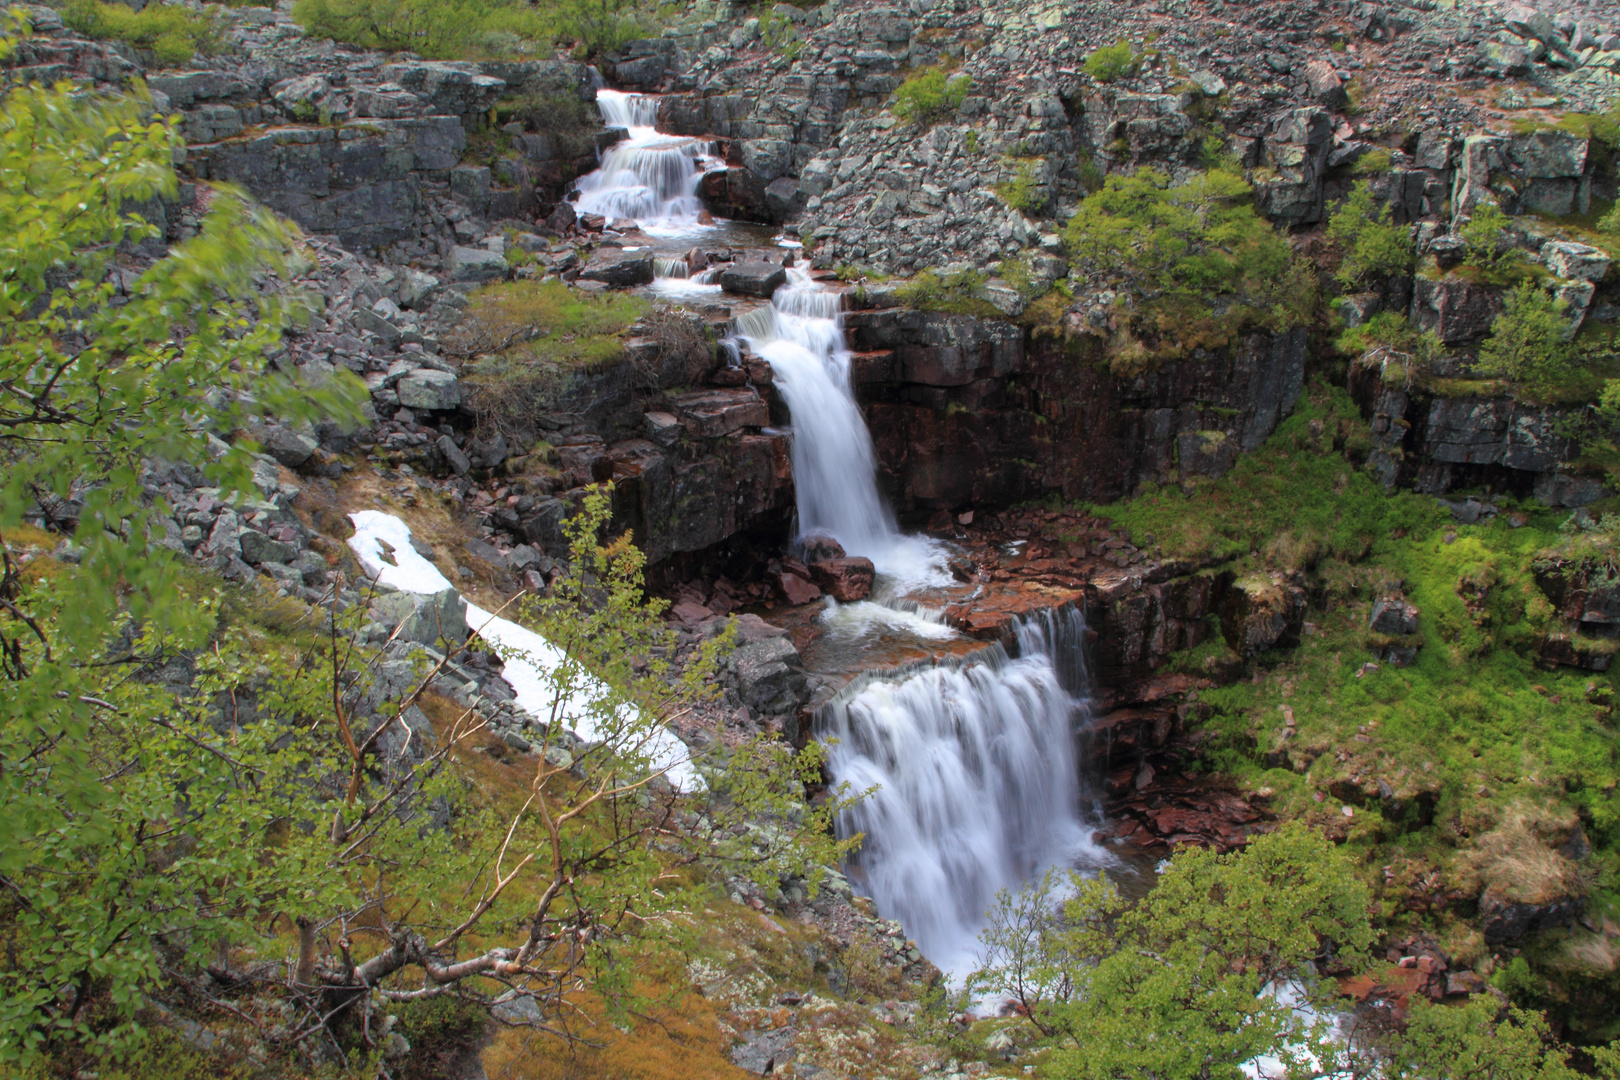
[0,43,849,1070]
[893,267,1000,318]
[1457,201,1540,284]
[1327,180,1414,286]
[1474,281,1576,399]
[1084,39,1139,83]
[1063,168,1307,367]
[1352,147,1394,174]
[1600,201,1620,236]
[292,0,654,59]
[1334,311,1444,384]
[969,825,1372,1079]
[1390,997,1582,1080]
[59,0,222,64]
[58,0,225,64]
[994,158,1042,213]
[891,64,971,126]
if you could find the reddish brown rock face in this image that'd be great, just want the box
[777,570,821,605]
[809,557,875,602]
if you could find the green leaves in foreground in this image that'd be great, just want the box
[971,825,1371,1080]
[0,47,364,653]
[966,824,1620,1079]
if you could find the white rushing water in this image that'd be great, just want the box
[818,606,1107,977]
[346,511,702,793]
[573,89,717,234]
[737,269,949,590]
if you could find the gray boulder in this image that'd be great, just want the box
[397,369,463,411]
[719,261,787,298]
[729,635,808,716]
[371,588,469,647]
[240,530,298,566]
[577,247,654,286]
[436,435,471,476]
[381,62,506,119]
[1544,241,1611,282]
[260,423,319,467]
[449,245,509,283]
[1369,596,1420,636]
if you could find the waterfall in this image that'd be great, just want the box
[736,269,947,588]
[817,605,1107,977]
[574,89,716,231]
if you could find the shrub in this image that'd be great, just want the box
[1599,201,1620,236]
[1334,311,1443,383]
[59,0,222,64]
[891,65,971,125]
[1063,168,1303,363]
[1474,281,1575,398]
[894,267,1000,318]
[994,158,1042,213]
[292,0,652,59]
[1458,201,1526,278]
[1084,39,1139,82]
[1326,180,1414,286]
[1352,146,1394,174]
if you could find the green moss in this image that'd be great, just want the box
[1085,380,1620,1037]
[893,267,1001,318]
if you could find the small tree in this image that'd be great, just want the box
[1063,168,1304,366]
[891,65,972,126]
[1474,281,1575,398]
[0,30,855,1070]
[1326,180,1413,286]
[1084,39,1139,82]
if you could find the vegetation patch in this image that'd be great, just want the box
[59,0,223,64]
[893,267,1002,319]
[1083,39,1140,83]
[1082,382,1620,1042]
[1326,179,1414,286]
[1063,168,1312,371]
[455,279,651,438]
[890,64,971,126]
[292,0,656,59]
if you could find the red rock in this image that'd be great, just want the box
[672,601,713,624]
[810,557,875,602]
[801,533,846,564]
[777,572,821,606]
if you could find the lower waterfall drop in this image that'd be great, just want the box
[817,606,1108,977]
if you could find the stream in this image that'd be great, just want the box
[565,87,1121,979]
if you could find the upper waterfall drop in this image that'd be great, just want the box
[737,269,949,589]
[818,605,1109,978]
[573,89,716,233]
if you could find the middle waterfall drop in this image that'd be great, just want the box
[737,270,948,589]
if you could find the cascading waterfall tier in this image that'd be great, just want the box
[573,89,717,231]
[817,605,1108,977]
[735,269,947,588]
